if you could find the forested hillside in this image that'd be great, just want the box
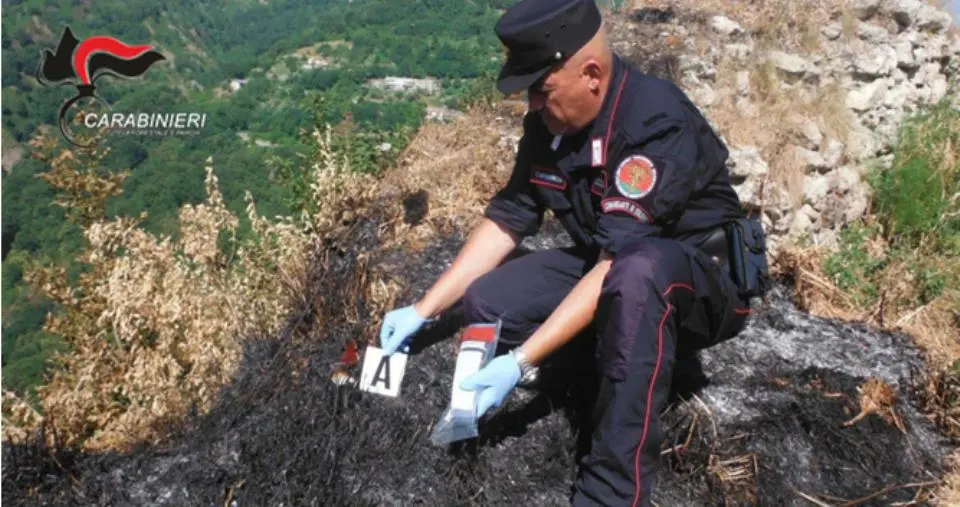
[1,0,514,397]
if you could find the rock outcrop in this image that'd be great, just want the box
[612,2,958,253]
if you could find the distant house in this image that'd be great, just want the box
[368,77,440,94]
[425,106,465,122]
[229,78,249,92]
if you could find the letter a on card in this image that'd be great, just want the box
[359,346,407,397]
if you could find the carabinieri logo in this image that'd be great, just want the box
[36,26,168,147]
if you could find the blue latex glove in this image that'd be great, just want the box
[460,353,521,418]
[379,305,429,355]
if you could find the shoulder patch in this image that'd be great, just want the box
[614,155,657,199]
[601,197,652,223]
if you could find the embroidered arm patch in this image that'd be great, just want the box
[600,197,651,223]
[614,155,657,199]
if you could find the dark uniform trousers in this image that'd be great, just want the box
[461,239,750,507]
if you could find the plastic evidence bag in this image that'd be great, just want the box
[430,321,501,446]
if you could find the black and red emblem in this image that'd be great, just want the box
[36,26,165,147]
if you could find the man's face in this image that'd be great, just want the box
[527,60,594,136]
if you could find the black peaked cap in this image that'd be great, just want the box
[494,0,603,95]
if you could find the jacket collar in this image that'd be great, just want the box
[568,53,630,169]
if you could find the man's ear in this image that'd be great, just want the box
[582,58,603,92]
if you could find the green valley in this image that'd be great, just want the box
[1,0,513,397]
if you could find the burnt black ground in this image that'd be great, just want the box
[3,210,954,507]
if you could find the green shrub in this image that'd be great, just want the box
[824,222,885,307]
[826,98,959,311]
[869,101,960,248]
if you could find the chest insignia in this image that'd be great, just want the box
[614,155,657,199]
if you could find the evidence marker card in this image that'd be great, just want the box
[358,346,408,398]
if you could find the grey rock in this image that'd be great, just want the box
[691,85,717,107]
[821,23,843,41]
[849,0,882,20]
[794,146,831,174]
[848,124,881,162]
[732,179,764,210]
[883,81,913,108]
[790,204,820,237]
[914,34,947,62]
[856,21,890,43]
[893,40,917,69]
[852,45,897,79]
[736,71,751,96]
[929,75,949,104]
[725,43,752,60]
[766,51,811,80]
[814,228,840,248]
[800,203,820,222]
[845,187,871,222]
[710,15,744,36]
[883,0,924,28]
[890,67,908,85]
[678,55,716,81]
[763,198,793,229]
[832,165,862,193]
[846,79,887,111]
[791,209,816,237]
[799,120,824,150]
[727,146,769,180]
[915,5,954,33]
[803,173,832,209]
[824,139,846,167]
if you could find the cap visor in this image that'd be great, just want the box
[496,64,551,95]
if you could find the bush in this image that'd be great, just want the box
[824,98,959,324]
[869,101,960,248]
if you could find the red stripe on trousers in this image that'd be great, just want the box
[632,283,693,507]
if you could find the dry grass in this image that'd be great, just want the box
[627,0,836,49]
[843,377,906,433]
[772,244,861,318]
[933,452,960,506]
[706,453,759,505]
[377,104,522,253]
[775,242,960,370]
[0,105,524,453]
[1,126,378,452]
[916,368,960,442]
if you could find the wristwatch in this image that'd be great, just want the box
[510,348,539,386]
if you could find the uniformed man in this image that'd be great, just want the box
[379,0,766,505]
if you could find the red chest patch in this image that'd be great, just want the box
[614,155,657,199]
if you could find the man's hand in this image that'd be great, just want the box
[460,353,521,417]
[379,305,431,355]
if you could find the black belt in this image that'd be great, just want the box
[697,226,729,267]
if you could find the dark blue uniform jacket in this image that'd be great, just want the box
[485,54,744,256]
